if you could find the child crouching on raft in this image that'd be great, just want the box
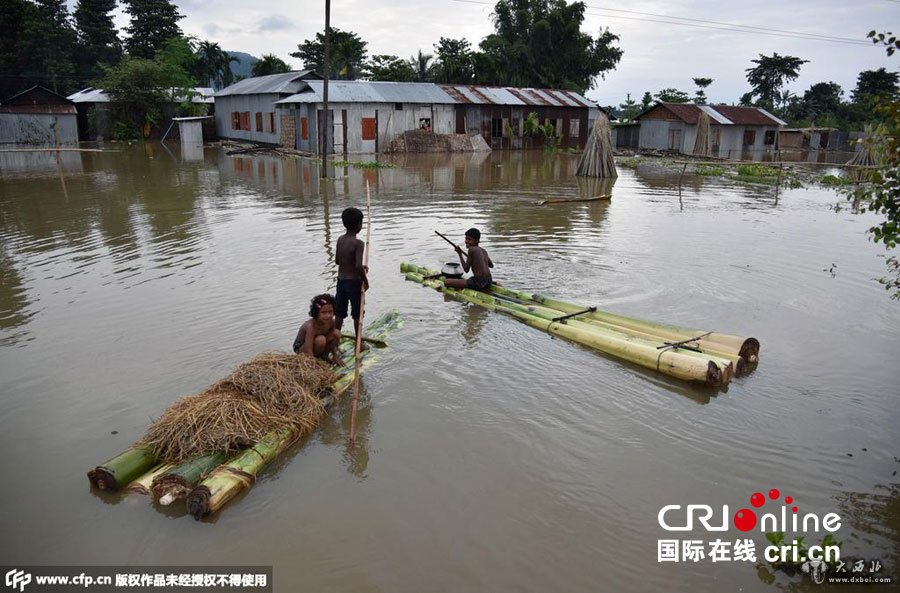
[293,294,345,366]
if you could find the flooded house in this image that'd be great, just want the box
[67,86,216,140]
[635,102,786,159]
[270,80,599,154]
[0,85,78,145]
[214,71,322,145]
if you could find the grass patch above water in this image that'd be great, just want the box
[332,160,396,169]
[735,164,779,178]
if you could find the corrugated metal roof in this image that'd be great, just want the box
[277,81,457,104]
[697,105,732,125]
[276,81,596,108]
[215,71,320,97]
[67,87,215,104]
[712,105,783,126]
[754,107,788,127]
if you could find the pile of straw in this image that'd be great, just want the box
[141,354,335,462]
[576,114,617,178]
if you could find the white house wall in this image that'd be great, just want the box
[215,93,282,144]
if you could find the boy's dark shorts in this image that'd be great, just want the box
[335,278,363,320]
[467,275,492,291]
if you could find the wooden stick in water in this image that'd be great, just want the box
[349,181,372,444]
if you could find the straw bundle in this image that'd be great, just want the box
[576,113,617,178]
[693,110,711,157]
[141,353,334,462]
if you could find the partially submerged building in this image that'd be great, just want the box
[67,87,216,140]
[214,71,322,145]
[266,80,599,154]
[635,102,786,159]
[0,86,78,145]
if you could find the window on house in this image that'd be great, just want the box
[231,112,240,130]
[362,117,377,140]
[491,118,503,138]
[301,117,309,140]
[569,119,580,138]
[395,103,403,111]
[255,112,263,132]
[418,118,431,132]
[269,112,276,134]
[240,112,250,131]
[764,130,776,145]
[743,130,756,146]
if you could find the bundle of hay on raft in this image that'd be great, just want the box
[141,353,335,463]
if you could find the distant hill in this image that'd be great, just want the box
[228,51,258,79]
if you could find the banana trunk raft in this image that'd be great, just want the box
[88,310,401,519]
[400,263,758,388]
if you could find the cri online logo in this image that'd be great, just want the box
[659,489,842,533]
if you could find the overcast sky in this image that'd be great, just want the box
[100,0,897,106]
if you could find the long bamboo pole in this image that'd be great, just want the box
[349,181,372,444]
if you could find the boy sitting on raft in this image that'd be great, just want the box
[293,294,345,366]
[444,228,493,290]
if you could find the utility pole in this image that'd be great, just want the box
[320,0,331,178]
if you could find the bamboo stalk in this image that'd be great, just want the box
[402,270,730,386]
[88,446,158,491]
[187,311,401,519]
[537,194,611,205]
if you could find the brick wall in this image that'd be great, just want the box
[280,114,296,148]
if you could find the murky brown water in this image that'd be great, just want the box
[1,145,898,592]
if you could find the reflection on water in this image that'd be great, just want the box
[1,145,898,592]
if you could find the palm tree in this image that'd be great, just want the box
[251,54,290,77]
[745,53,808,111]
[409,50,433,82]
[195,40,238,89]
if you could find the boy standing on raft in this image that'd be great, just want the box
[444,228,493,290]
[335,207,370,342]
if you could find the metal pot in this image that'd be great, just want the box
[441,262,464,279]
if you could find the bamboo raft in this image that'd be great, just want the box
[88,310,401,518]
[401,263,758,387]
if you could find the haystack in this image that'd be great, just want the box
[141,353,335,462]
[576,113,617,178]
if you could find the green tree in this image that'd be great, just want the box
[14,0,79,94]
[745,52,808,111]
[0,0,37,98]
[474,0,622,93]
[409,49,433,82]
[432,37,474,84]
[291,28,367,80]
[640,91,653,109]
[693,77,713,103]
[655,88,690,103]
[852,68,899,103]
[195,41,236,88]
[618,93,640,120]
[251,54,291,77]
[100,41,196,138]
[74,0,121,81]
[844,32,900,298]
[799,82,843,121]
[123,0,185,59]
[364,55,415,82]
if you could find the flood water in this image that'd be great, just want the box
[1,145,898,592]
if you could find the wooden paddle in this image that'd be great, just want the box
[434,230,464,254]
[349,181,372,445]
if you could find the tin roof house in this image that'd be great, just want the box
[270,80,599,154]
[635,102,787,160]
[214,71,322,144]
[0,86,78,145]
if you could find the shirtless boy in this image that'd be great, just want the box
[444,228,493,290]
[335,207,370,339]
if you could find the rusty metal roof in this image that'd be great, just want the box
[0,104,76,114]
[636,102,785,126]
